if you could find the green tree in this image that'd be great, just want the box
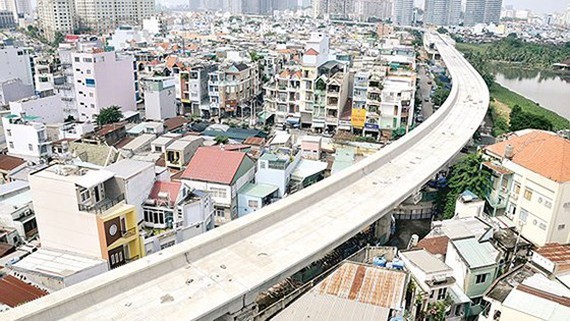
[96,106,123,126]
[432,87,451,106]
[214,135,229,145]
[52,32,65,47]
[510,104,553,132]
[436,154,491,219]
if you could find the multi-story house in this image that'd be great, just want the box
[399,249,470,320]
[263,67,302,125]
[33,56,56,95]
[208,61,260,118]
[71,49,137,122]
[164,136,204,170]
[142,76,177,121]
[141,181,214,254]
[483,130,570,246]
[352,68,387,139]
[9,94,65,124]
[0,181,37,244]
[55,37,102,118]
[299,32,332,128]
[28,164,144,269]
[2,114,52,162]
[255,150,301,198]
[176,62,216,117]
[181,147,255,226]
[445,237,501,316]
[0,46,33,85]
[313,62,349,132]
[379,75,415,135]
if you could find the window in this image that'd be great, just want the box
[524,189,533,201]
[475,273,488,284]
[85,79,96,87]
[437,288,447,300]
[210,187,227,199]
[8,142,13,149]
[539,223,547,230]
[215,209,225,217]
[86,69,91,74]
[559,224,566,230]
[248,200,259,208]
[83,58,93,63]
[519,209,529,223]
[80,189,90,203]
[6,129,11,136]
[74,57,80,62]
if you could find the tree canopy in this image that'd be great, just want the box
[509,104,553,132]
[435,154,491,219]
[96,106,123,126]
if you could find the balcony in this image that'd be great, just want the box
[54,83,72,90]
[79,193,125,215]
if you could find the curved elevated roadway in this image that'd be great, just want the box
[5,34,489,321]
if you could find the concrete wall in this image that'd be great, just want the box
[28,174,103,258]
[9,94,65,124]
[0,47,33,86]
[144,82,176,121]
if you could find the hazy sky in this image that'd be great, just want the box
[414,0,568,14]
[502,0,568,13]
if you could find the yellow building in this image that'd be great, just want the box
[29,164,144,269]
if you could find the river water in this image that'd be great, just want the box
[492,66,570,120]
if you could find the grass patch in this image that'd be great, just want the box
[489,83,569,131]
[455,42,491,55]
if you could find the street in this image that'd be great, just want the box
[417,64,434,120]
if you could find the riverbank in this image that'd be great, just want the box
[488,83,570,136]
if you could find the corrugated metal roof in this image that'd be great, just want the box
[400,249,452,274]
[452,238,499,268]
[272,262,405,321]
[238,183,278,198]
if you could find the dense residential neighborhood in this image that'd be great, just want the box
[0,0,568,320]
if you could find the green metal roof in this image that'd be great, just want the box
[238,183,278,198]
[452,238,499,269]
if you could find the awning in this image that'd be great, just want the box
[257,111,274,123]
[312,121,325,128]
[286,117,300,125]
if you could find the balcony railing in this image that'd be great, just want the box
[120,227,137,239]
[79,193,125,214]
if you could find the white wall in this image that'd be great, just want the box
[2,117,51,161]
[0,47,33,86]
[9,94,65,124]
[72,51,136,122]
[28,173,103,258]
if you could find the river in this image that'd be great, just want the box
[492,66,570,120]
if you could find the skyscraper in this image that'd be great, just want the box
[464,0,502,26]
[354,0,393,21]
[393,0,414,25]
[36,0,75,41]
[423,0,461,26]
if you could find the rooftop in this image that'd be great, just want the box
[105,159,154,179]
[0,155,25,172]
[485,130,570,183]
[0,275,48,308]
[451,238,500,269]
[148,181,181,207]
[181,147,248,185]
[12,248,107,278]
[238,183,278,198]
[535,243,570,274]
[272,262,406,321]
[400,249,452,274]
[416,235,449,257]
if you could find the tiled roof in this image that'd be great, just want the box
[243,137,265,146]
[485,130,569,182]
[0,275,48,308]
[417,235,449,256]
[0,155,25,172]
[535,243,570,274]
[164,117,189,131]
[149,181,181,207]
[305,48,319,56]
[181,147,246,185]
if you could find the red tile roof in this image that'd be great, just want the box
[164,117,189,131]
[181,147,246,185]
[0,155,25,172]
[485,131,569,182]
[305,48,319,56]
[535,243,570,274]
[149,181,181,207]
[243,137,265,146]
[416,236,450,257]
[0,275,48,307]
